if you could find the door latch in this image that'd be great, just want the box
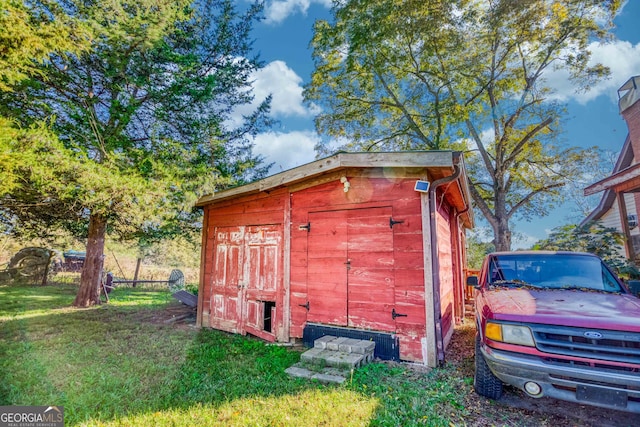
[344,259,351,271]
[299,301,310,311]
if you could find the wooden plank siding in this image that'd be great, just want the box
[197,152,473,365]
[195,152,458,207]
[290,176,430,362]
[345,207,395,332]
[200,189,288,342]
[436,201,455,347]
[391,187,428,362]
[451,212,467,328]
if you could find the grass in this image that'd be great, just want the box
[0,283,471,426]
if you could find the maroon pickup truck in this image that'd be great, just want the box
[468,251,640,413]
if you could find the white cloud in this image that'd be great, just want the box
[253,130,320,172]
[229,60,319,127]
[253,60,320,117]
[544,40,640,105]
[264,0,332,25]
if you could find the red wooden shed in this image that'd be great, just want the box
[195,151,473,366]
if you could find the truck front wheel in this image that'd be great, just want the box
[474,334,503,399]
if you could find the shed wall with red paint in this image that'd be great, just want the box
[200,189,289,342]
[289,175,429,361]
[196,152,473,366]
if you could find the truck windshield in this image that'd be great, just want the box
[487,253,624,293]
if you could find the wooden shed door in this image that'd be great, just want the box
[307,207,396,332]
[210,227,244,334]
[210,225,282,341]
[307,210,348,326]
[243,225,282,341]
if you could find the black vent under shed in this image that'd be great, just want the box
[303,323,400,361]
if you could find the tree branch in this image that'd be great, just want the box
[507,182,565,220]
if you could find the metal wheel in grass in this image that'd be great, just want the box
[8,247,54,279]
[167,269,185,292]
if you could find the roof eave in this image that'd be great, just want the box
[196,151,459,207]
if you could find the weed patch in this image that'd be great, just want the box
[348,362,469,426]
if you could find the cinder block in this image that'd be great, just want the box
[325,351,365,369]
[350,340,375,355]
[311,373,346,384]
[326,337,350,351]
[300,347,325,363]
[337,338,362,353]
[314,335,337,349]
[285,366,314,379]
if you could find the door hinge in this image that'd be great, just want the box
[389,217,405,229]
[392,308,408,319]
[299,222,311,232]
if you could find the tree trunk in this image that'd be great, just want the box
[73,213,107,307]
[493,217,512,252]
[468,178,513,252]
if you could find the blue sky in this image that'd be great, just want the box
[242,0,640,248]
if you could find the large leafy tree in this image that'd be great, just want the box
[533,222,640,279]
[305,0,620,250]
[0,0,271,306]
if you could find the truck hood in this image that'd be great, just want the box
[482,288,640,332]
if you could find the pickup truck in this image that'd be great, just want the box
[468,251,640,413]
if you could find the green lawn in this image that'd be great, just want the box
[0,283,471,426]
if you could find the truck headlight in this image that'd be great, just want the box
[485,322,535,347]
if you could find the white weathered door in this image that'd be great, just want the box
[210,226,244,333]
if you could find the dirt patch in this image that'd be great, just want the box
[132,301,197,330]
[447,319,640,427]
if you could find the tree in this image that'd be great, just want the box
[0,0,90,93]
[466,233,494,270]
[304,0,620,251]
[0,0,89,197]
[533,222,640,279]
[0,0,271,306]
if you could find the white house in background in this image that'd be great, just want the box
[583,75,640,262]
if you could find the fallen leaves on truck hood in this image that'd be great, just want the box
[481,288,640,332]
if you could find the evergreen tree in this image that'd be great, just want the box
[0,0,271,306]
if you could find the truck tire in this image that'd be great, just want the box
[474,334,503,399]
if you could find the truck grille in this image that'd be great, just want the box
[532,325,640,366]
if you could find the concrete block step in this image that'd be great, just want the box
[300,348,371,369]
[284,366,346,384]
[313,336,375,355]
[298,336,376,370]
[286,335,376,383]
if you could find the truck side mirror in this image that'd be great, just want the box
[467,276,479,288]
